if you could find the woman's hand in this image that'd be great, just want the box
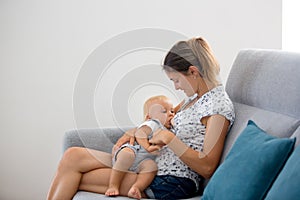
[113,128,137,154]
[147,145,162,155]
[149,129,175,146]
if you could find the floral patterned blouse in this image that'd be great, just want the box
[155,85,235,190]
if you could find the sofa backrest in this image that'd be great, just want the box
[222,49,300,162]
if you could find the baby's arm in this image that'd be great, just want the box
[135,125,160,153]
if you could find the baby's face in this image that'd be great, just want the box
[148,99,174,129]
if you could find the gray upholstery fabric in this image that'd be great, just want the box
[291,126,300,147]
[63,49,300,200]
[63,127,132,153]
[226,49,300,118]
[222,49,300,162]
[73,191,201,200]
[221,102,300,163]
[73,191,136,200]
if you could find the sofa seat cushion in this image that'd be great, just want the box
[73,191,137,200]
[202,120,296,200]
[73,191,201,200]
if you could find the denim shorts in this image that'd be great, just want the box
[144,175,198,199]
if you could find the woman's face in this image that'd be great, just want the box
[165,70,197,97]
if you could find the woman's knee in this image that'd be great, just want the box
[60,147,86,167]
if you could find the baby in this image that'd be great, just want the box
[105,95,174,199]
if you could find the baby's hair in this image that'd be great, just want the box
[143,95,171,120]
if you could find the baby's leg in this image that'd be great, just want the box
[105,147,135,196]
[128,159,157,199]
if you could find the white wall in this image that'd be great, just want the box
[0,0,282,199]
[283,0,300,52]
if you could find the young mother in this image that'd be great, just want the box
[47,37,235,199]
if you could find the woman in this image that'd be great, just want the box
[47,37,235,200]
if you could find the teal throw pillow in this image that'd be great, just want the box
[202,120,296,200]
[265,143,300,200]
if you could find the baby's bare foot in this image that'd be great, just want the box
[105,187,119,197]
[128,185,142,199]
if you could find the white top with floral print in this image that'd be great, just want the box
[155,85,235,190]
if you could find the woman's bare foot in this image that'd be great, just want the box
[105,187,119,197]
[128,185,142,199]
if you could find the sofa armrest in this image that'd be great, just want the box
[63,127,132,153]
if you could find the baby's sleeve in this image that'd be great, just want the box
[138,119,161,132]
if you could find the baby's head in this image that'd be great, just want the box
[143,95,174,129]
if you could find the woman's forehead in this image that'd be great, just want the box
[165,70,181,78]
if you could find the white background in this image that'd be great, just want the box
[0,0,282,199]
[282,0,300,52]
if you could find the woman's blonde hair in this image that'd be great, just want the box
[163,37,220,87]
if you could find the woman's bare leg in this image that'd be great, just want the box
[47,147,113,200]
[79,168,139,196]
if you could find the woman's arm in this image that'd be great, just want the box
[135,126,161,153]
[113,127,137,153]
[150,114,229,179]
[135,126,152,149]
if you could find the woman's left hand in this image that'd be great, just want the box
[149,129,175,147]
[112,127,137,155]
